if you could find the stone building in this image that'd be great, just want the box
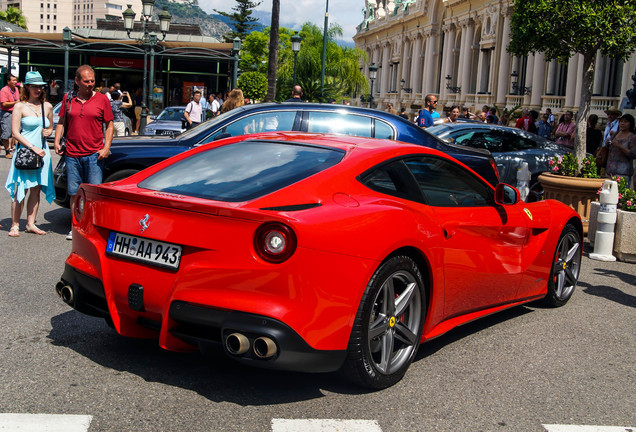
[353,0,636,121]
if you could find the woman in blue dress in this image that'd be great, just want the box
[5,71,54,236]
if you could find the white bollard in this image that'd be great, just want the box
[590,179,619,261]
[517,161,531,202]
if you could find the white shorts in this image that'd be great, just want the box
[113,122,126,137]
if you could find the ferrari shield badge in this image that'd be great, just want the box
[523,208,533,221]
[139,214,150,233]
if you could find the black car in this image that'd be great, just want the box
[53,103,499,207]
[426,123,569,201]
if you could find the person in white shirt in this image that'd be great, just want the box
[184,90,203,128]
[603,107,621,147]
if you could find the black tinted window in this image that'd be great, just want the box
[452,129,502,152]
[138,141,344,202]
[503,132,536,151]
[404,157,492,207]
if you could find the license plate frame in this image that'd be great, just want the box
[106,231,182,270]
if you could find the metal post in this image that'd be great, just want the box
[320,0,329,99]
[140,39,149,132]
[370,80,374,109]
[149,34,156,116]
[63,28,72,93]
[232,53,238,89]
[293,51,298,87]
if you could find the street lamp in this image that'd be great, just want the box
[369,62,378,108]
[510,70,531,95]
[232,37,241,89]
[291,32,302,87]
[122,1,171,133]
[445,74,461,93]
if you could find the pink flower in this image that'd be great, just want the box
[627,200,633,207]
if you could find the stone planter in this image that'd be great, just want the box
[538,173,605,235]
[614,209,636,263]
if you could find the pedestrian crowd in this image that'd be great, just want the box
[2,67,635,236]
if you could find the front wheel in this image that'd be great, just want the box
[544,224,582,307]
[342,255,426,389]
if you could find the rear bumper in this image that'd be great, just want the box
[57,264,347,373]
[169,301,347,373]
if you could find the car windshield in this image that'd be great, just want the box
[138,140,345,202]
[156,108,185,121]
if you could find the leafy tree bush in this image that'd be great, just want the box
[237,71,267,101]
[508,0,636,171]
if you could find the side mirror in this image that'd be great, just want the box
[495,183,520,205]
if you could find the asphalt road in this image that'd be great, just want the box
[0,153,634,432]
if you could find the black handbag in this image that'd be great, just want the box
[14,103,45,170]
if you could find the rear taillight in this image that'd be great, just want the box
[254,222,297,263]
[73,188,86,223]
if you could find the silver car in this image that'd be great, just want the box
[426,123,570,201]
[142,106,187,137]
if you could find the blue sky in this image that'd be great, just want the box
[197,0,362,42]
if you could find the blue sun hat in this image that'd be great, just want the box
[24,71,47,86]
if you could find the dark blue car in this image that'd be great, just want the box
[53,103,499,207]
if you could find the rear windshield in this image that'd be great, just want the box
[138,140,345,202]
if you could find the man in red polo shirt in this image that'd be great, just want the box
[54,64,114,240]
[0,74,20,158]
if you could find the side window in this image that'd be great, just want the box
[452,130,502,152]
[218,111,297,138]
[360,161,422,202]
[503,132,535,151]
[374,120,395,139]
[307,112,372,137]
[404,157,492,207]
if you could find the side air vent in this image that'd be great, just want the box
[260,203,322,211]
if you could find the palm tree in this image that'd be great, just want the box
[265,0,279,102]
[0,6,27,29]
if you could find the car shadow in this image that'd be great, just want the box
[415,305,534,361]
[579,272,636,309]
[42,207,72,234]
[48,311,368,405]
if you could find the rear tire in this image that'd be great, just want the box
[341,255,426,389]
[544,224,581,307]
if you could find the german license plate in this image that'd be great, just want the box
[106,232,182,270]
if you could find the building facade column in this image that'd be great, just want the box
[495,12,512,105]
[574,54,585,109]
[380,43,391,96]
[409,36,423,94]
[564,54,579,109]
[530,51,546,109]
[523,54,535,106]
[459,21,475,102]
[438,24,454,101]
[593,52,606,95]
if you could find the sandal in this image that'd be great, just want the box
[8,225,19,237]
[25,224,46,235]
[4,152,11,159]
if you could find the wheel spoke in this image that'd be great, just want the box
[384,278,395,316]
[565,268,577,286]
[555,271,565,297]
[368,314,388,340]
[394,321,417,346]
[394,282,416,317]
[565,241,579,262]
[379,328,395,373]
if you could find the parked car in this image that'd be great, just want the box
[426,123,569,201]
[48,101,132,142]
[56,132,582,389]
[142,106,187,136]
[53,103,500,207]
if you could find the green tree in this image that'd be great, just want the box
[215,0,262,42]
[0,6,27,29]
[508,0,636,169]
[237,71,267,101]
[240,23,368,102]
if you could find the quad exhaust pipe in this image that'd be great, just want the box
[224,332,277,359]
[56,281,75,306]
